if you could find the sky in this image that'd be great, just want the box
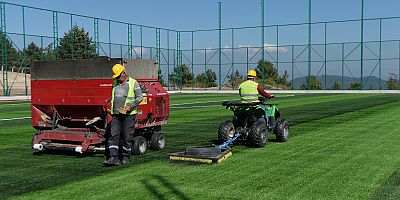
[6,0,400,46]
[3,0,400,82]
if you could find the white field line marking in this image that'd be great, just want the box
[171,105,222,109]
[171,99,240,106]
[281,95,295,97]
[0,116,31,121]
[0,102,30,107]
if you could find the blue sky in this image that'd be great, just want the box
[4,0,400,83]
[6,0,400,45]
[5,0,400,30]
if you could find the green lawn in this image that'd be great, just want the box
[1,94,400,199]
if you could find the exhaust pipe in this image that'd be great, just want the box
[33,144,44,151]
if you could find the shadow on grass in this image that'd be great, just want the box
[33,149,105,158]
[141,175,190,200]
[368,169,400,200]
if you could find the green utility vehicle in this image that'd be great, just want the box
[218,97,289,147]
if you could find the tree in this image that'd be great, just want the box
[331,81,341,90]
[349,82,362,90]
[300,75,321,90]
[157,68,167,87]
[169,64,193,87]
[43,44,55,61]
[58,25,97,59]
[0,32,21,69]
[26,42,41,61]
[276,69,291,89]
[386,73,399,90]
[226,69,244,88]
[23,42,42,73]
[195,69,217,88]
[256,59,277,87]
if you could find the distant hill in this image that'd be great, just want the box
[290,75,388,89]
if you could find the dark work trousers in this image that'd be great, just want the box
[108,114,136,158]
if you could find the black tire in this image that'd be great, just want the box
[132,136,148,155]
[248,118,268,147]
[218,120,235,143]
[150,132,166,150]
[274,119,289,142]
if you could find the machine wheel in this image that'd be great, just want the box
[132,136,148,155]
[218,120,235,143]
[274,119,289,142]
[150,132,166,150]
[248,118,268,147]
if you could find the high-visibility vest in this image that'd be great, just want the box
[239,80,259,102]
[111,77,138,115]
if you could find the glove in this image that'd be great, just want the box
[258,96,266,102]
[118,107,128,114]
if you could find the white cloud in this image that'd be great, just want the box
[237,45,259,54]
[264,43,288,53]
[197,47,216,54]
[238,43,288,53]
[222,45,232,53]
[131,47,147,55]
[197,43,288,54]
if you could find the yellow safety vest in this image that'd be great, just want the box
[239,80,259,102]
[111,77,138,115]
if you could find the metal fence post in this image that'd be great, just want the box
[53,11,59,60]
[218,2,222,90]
[23,6,27,95]
[1,2,8,96]
[308,0,312,90]
[360,0,364,89]
[261,0,265,88]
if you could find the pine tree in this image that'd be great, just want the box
[256,59,277,87]
[300,75,322,90]
[195,69,217,88]
[168,64,193,87]
[226,69,244,88]
[58,25,97,59]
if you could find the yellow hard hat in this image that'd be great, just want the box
[112,64,125,78]
[247,70,256,77]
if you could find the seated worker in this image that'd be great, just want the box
[239,69,273,102]
[239,69,274,124]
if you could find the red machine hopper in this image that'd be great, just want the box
[30,58,169,154]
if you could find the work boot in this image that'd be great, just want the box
[103,156,120,166]
[121,157,130,165]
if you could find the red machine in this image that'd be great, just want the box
[30,58,169,154]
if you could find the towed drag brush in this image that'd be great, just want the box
[168,135,239,164]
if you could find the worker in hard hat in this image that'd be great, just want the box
[103,63,143,166]
[239,69,273,102]
[239,69,274,124]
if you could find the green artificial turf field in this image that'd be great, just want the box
[0,93,399,199]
